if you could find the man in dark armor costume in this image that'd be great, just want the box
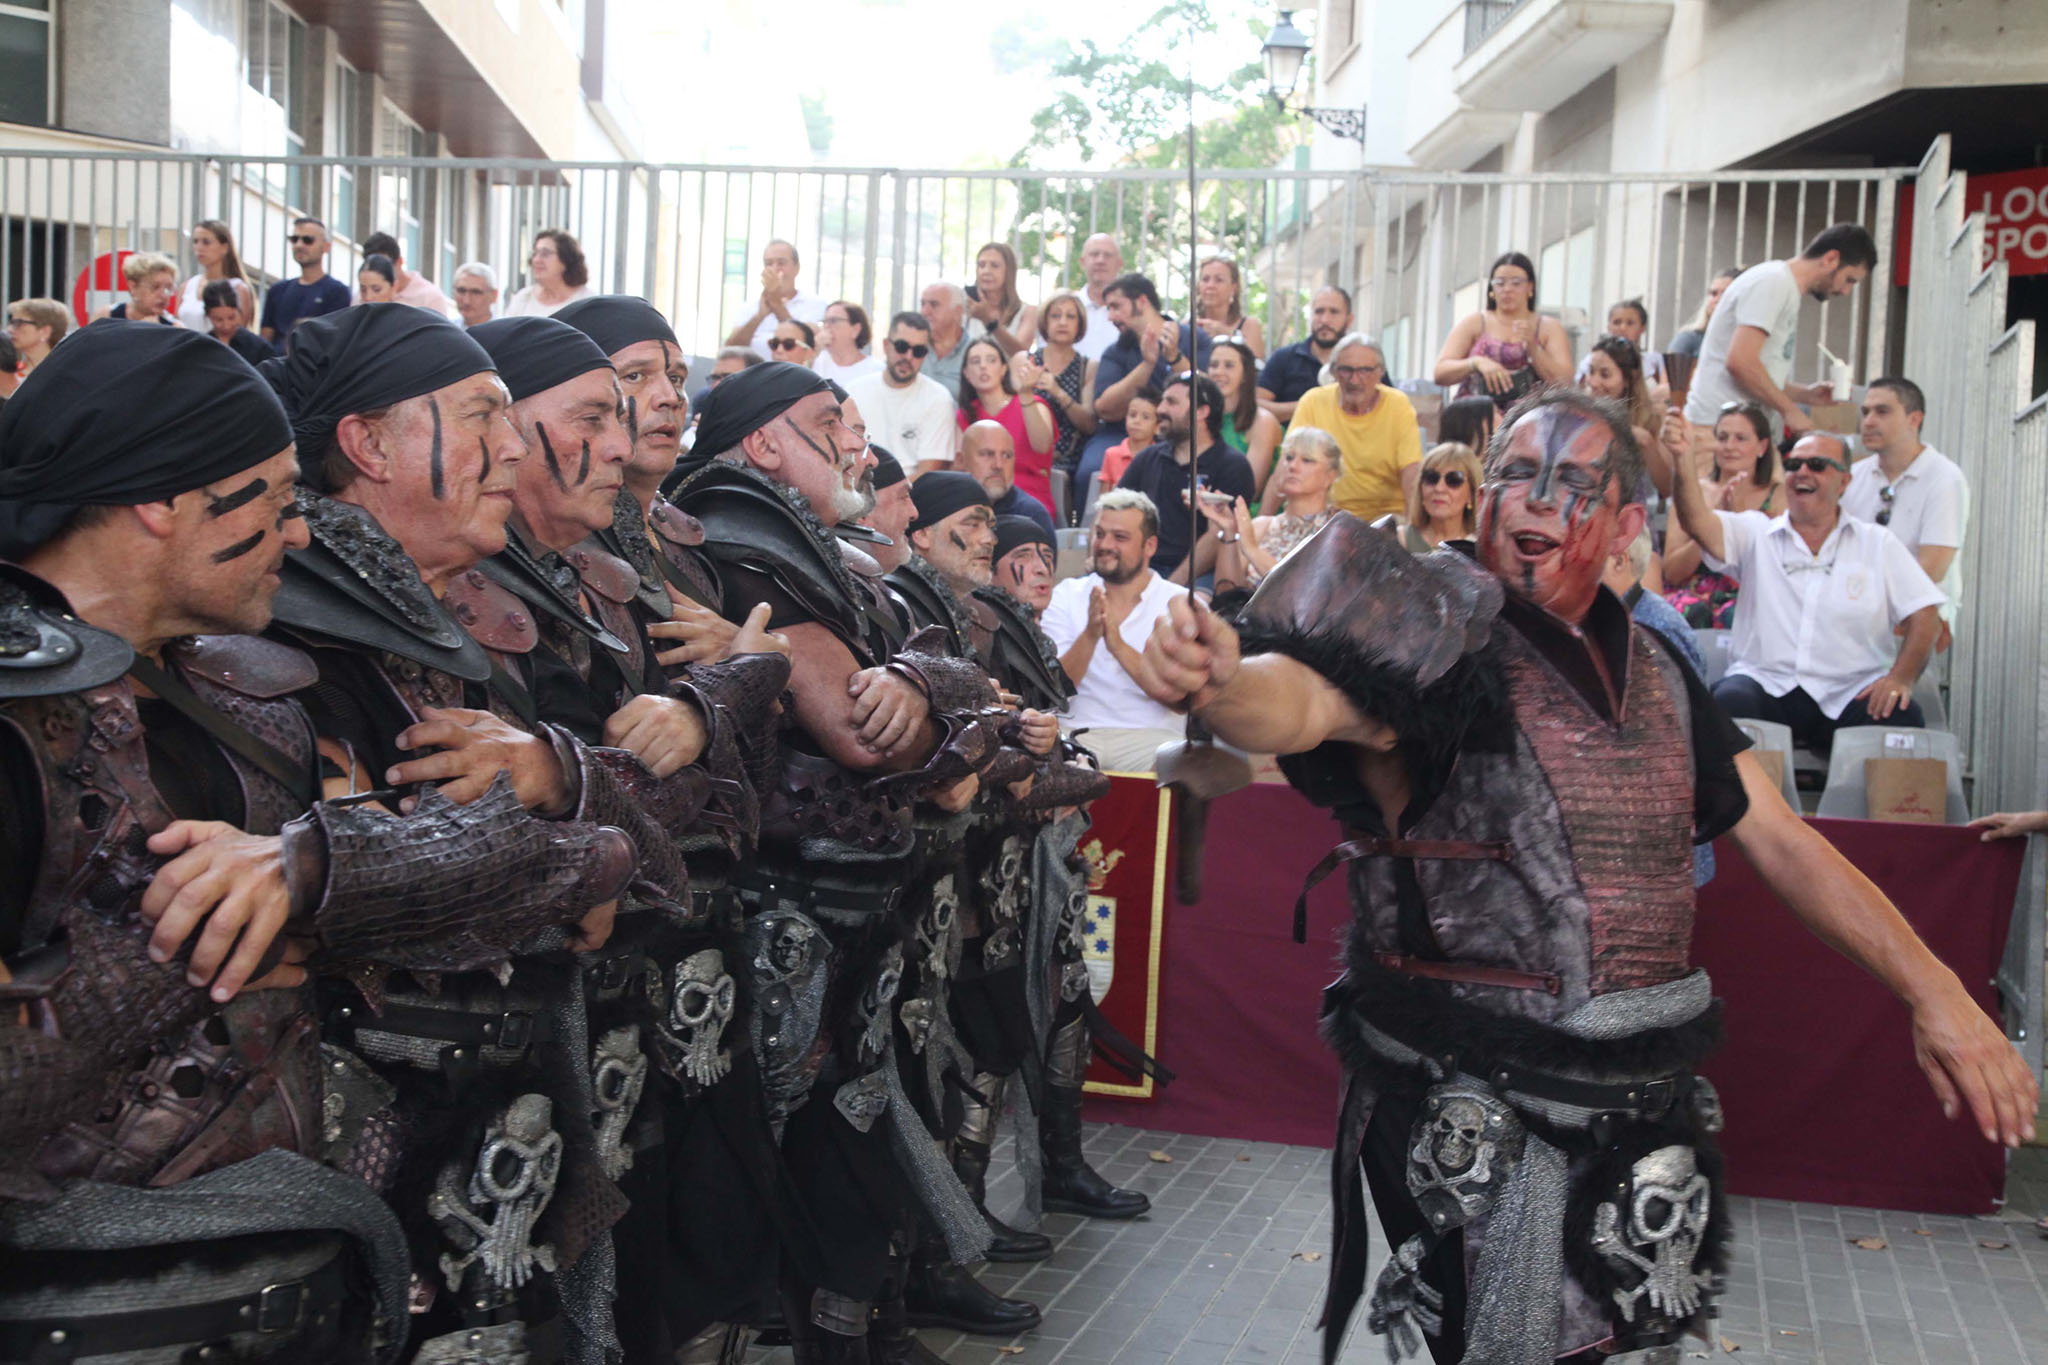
[666,363,1012,1364]
[0,323,631,1364]
[1138,387,2037,1364]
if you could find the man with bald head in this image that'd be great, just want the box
[1074,232,1126,361]
[957,417,1055,535]
[1141,387,2033,1363]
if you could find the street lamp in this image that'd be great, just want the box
[1260,9,1367,143]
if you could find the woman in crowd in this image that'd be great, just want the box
[767,318,817,366]
[1581,332,1672,496]
[358,254,399,304]
[958,334,1058,510]
[98,252,179,324]
[5,298,67,377]
[966,241,1038,353]
[1199,425,1342,593]
[1667,264,1743,357]
[176,219,254,331]
[1097,386,1158,494]
[1208,339,1282,497]
[1432,250,1572,413]
[1662,399,1781,629]
[1579,297,1668,403]
[1015,291,1096,478]
[504,228,593,316]
[1193,256,1265,358]
[202,279,274,366]
[1437,393,1497,455]
[812,301,878,382]
[1398,441,1484,553]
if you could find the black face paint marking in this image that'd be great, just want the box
[948,530,970,553]
[537,423,568,491]
[203,477,268,518]
[478,436,492,485]
[625,395,638,452]
[211,530,266,564]
[428,396,446,500]
[576,440,592,485]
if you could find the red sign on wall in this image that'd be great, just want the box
[1896,167,2048,287]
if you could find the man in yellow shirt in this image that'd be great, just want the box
[1283,333,1422,521]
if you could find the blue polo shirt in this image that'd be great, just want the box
[1094,321,1213,446]
[1257,339,1328,404]
[991,484,1056,536]
[261,274,353,345]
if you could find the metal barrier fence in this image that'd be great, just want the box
[1903,136,2048,1084]
[1,148,1902,392]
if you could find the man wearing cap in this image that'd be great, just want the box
[991,515,1056,617]
[0,322,631,1361]
[667,363,1013,1364]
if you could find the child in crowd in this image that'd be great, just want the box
[1098,385,1161,492]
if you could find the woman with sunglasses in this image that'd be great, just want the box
[1660,400,1780,629]
[1193,256,1265,359]
[1207,339,1282,500]
[1432,250,1572,413]
[1399,442,1484,553]
[1200,425,1342,593]
[957,335,1057,510]
[766,318,817,366]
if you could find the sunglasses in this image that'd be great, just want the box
[889,339,930,358]
[1782,456,1846,474]
[1876,483,1896,527]
[287,234,320,245]
[767,337,807,352]
[1421,469,1468,489]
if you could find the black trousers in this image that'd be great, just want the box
[1711,674,1922,756]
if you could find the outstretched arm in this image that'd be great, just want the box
[1724,750,2038,1147]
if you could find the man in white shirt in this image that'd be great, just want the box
[1843,376,1967,626]
[1041,489,1187,773]
[724,238,828,359]
[1072,233,1126,362]
[1671,432,1944,754]
[845,312,957,475]
[1683,224,1876,443]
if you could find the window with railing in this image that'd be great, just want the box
[0,0,54,127]
[376,103,429,267]
[1462,0,1525,55]
[241,0,307,206]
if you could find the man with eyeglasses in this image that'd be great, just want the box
[847,312,958,476]
[258,216,350,347]
[1283,331,1421,522]
[451,261,500,327]
[1671,429,1945,753]
[1842,376,1966,631]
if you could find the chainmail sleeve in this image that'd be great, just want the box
[557,733,698,908]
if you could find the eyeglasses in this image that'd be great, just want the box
[1489,277,1530,290]
[889,339,930,358]
[1332,365,1383,380]
[1876,484,1896,527]
[767,337,807,353]
[287,234,320,246]
[1421,469,1468,489]
[1782,456,1847,474]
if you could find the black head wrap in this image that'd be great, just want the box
[870,445,906,489]
[263,306,494,489]
[551,295,679,358]
[468,317,615,404]
[0,321,292,558]
[908,471,991,533]
[993,514,1056,564]
[689,361,833,461]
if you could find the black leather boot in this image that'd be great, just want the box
[783,1284,873,1364]
[902,1253,1041,1335]
[1039,1083,1149,1219]
[953,1137,1053,1263]
[868,1291,949,1364]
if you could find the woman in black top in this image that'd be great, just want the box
[202,279,275,366]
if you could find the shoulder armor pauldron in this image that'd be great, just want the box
[170,634,319,698]
[886,557,976,655]
[478,535,629,654]
[973,585,1072,710]
[444,568,541,654]
[567,538,641,607]
[668,460,868,636]
[0,566,134,698]
[648,496,706,548]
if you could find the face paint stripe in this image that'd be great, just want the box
[203,477,269,518]
[428,396,446,500]
[537,423,568,491]
[211,530,266,564]
[478,435,492,485]
[625,394,638,453]
[576,440,591,485]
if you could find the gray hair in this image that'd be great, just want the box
[454,261,498,290]
[1279,425,1343,470]
[923,280,968,309]
[1318,331,1384,385]
[1094,487,1160,542]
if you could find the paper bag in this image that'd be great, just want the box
[1864,757,1946,824]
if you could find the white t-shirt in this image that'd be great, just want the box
[1706,509,1946,718]
[745,290,829,359]
[1684,260,1803,424]
[813,352,881,385]
[1041,571,1187,732]
[845,371,957,472]
[1841,444,1967,623]
[501,283,593,318]
[1074,288,1116,362]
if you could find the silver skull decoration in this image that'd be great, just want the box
[667,949,737,1088]
[589,1026,648,1181]
[429,1093,562,1297]
[1591,1144,1714,1326]
[860,944,904,1061]
[915,875,960,980]
[1404,1083,1524,1232]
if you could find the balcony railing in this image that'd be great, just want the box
[1463,0,1526,54]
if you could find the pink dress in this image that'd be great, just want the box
[958,394,1056,511]
[1459,333,1535,413]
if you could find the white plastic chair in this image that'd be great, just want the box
[1732,719,1802,812]
[1815,727,1969,824]
[1911,673,1949,732]
[1694,629,1735,686]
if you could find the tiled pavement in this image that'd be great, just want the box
[751,1126,2048,1364]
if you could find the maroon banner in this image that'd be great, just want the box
[1078,775,1172,1098]
[1086,782,2025,1213]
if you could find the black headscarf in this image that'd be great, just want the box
[870,445,906,489]
[263,306,494,488]
[908,471,991,533]
[993,514,1055,564]
[0,321,292,558]
[552,295,679,358]
[689,361,833,462]
[468,317,615,404]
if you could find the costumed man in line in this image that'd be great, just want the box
[0,323,631,1362]
[990,516,1057,619]
[1138,387,2037,1365]
[259,304,701,1362]
[552,296,807,1363]
[666,363,1008,1365]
